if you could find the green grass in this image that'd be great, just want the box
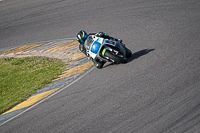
[0,57,66,114]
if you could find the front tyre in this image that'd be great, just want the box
[93,59,106,69]
[104,50,127,63]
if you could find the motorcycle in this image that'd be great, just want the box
[84,35,132,67]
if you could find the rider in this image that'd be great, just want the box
[76,30,122,68]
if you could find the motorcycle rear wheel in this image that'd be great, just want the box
[125,47,132,58]
[104,51,128,63]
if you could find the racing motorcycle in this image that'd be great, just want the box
[84,35,132,67]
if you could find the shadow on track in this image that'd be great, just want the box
[103,49,155,68]
[128,49,155,62]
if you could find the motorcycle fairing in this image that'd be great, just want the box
[89,37,104,59]
[86,36,126,60]
[103,39,126,58]
[91,41,101,54]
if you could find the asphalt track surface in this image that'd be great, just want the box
[0,0,200,132]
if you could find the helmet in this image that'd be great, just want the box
[76,30,88,44]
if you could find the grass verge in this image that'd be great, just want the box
[0,57,66,114]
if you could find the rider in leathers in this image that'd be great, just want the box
[76,30,122,68]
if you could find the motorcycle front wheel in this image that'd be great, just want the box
[104,50,128,63]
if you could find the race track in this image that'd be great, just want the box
[0,0,200,132]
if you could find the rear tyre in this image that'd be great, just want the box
[104,50,127,63]
[125,47,132,58]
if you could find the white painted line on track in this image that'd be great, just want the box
[0,66,95,126]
